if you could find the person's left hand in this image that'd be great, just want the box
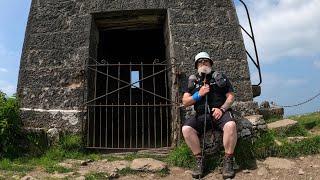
[211,108,223,120]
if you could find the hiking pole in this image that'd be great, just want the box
[201,94,208,159]
[201,75,209,159]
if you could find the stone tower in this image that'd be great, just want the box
[18,0,258,150]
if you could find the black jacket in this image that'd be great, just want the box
[186,72,234,114]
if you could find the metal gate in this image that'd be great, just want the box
[84,59,176,150]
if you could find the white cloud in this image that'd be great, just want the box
[259,72,306,89]
[314,60,320,69]
[0,67,8,72]
[0,80,16,96]
[236,0,320,63]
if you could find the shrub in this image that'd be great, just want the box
[166,141,196,168]
[0,91,21,157]
[59,134,83,152]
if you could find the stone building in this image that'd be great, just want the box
[18,0,260,150]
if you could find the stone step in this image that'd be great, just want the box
[267,119,298,130]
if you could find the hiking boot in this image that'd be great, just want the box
[192,156,204,179]
[222,156,235,179]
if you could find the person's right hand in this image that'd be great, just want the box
[199,84,210,96]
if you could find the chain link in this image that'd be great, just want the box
[276,91,320,108]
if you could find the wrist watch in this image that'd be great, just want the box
[220,108,226,113]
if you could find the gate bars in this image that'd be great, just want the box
[83,58,182,150]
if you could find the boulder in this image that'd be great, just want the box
[259,107,284,120]
[47,128,60,146]
[259,101,270,109]
[130,158,167,172]
[267,119,298,130]
[245,115,265,126]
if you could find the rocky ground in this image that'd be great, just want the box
[1,154,319,180]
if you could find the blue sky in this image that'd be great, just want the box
[0,0,319,116]
[235,0,320,115]
[0,1,30,96]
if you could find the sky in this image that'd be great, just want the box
[234,0,320,116]
[0,0,319,116]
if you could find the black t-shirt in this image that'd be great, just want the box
[185,72,234,114]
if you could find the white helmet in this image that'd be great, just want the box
[194,52,213,69]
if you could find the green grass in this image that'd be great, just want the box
[0,134,100,174]
[3,148,74,173]
[271,124,309,137]
[59,134,83,152]
[166,142,196,168]
[0,159,33,172]
[277,136,320,157]
[117,167,138,176]
[167,130,320,170]
[234,139,256,168]
[1,112,319,177]
[248,132,320,158]
[156,168,170,177]
[85,172,109,179]
[289,112,320,130]
[264,116,282,123]
[45,165,73,173]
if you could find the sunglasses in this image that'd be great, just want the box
[197,59,211,64]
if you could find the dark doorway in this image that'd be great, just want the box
[86,15,172,150]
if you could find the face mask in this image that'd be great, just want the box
[198,65,212,75]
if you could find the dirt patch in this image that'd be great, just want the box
[3,154,320,179]
[117,155,320,180]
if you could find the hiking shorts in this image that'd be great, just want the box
[183,110,235,135]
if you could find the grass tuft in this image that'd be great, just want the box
[271,124,309,138]
[59,134,83,152]
[117,167,138,176]
[45,165,73,173]
[85,172,109,179]
[156,168,170,177]
[289,112,320,130]
[0,159,33,172]
[166,142,195,168]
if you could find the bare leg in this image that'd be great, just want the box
[223,121,237,154]
[182,125,201,155]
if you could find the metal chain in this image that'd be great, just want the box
[276,91,320,108]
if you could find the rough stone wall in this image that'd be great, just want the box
[18,0,254,135]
